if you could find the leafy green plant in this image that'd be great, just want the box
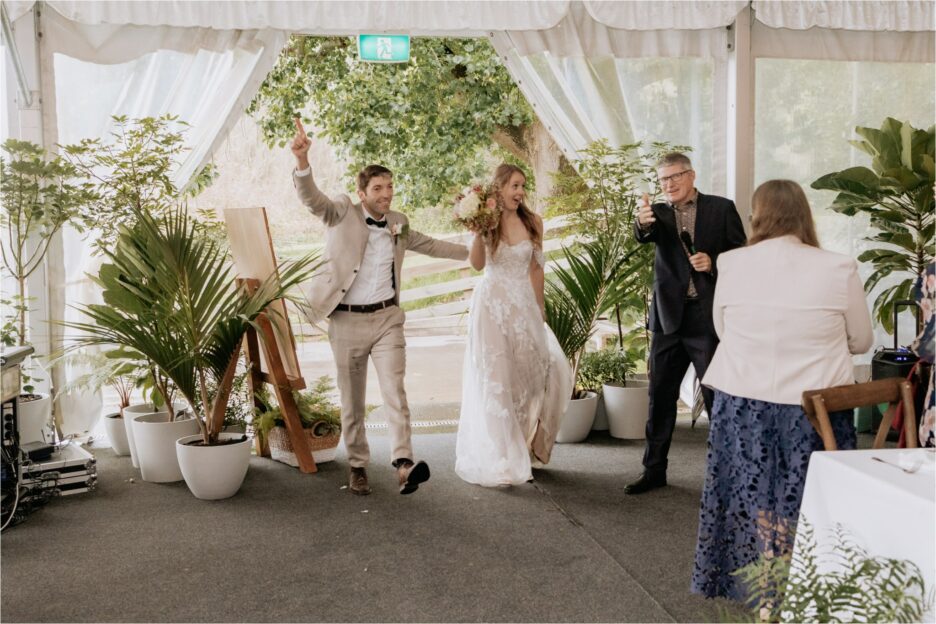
[62,114,217,255]
[811,118,935,333]
[254,375,342,443]
[730,520,932,623]
[63,205,320,445]
[545,140,687,397]
[577,345,641,392]
[548,139,689,347]
[50,346,147,415]
[1,139,96,395]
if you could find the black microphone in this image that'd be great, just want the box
[679,231,696,256]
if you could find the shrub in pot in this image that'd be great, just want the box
[1,138,95,441]
[254,376,343,467]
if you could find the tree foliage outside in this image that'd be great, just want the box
[248,36,548,224]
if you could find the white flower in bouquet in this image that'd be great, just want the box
[453,183,500,233]
[454,189,482,219]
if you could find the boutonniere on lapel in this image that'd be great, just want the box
[389,223,409,243]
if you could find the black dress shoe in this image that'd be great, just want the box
[397,460,430,495]
[624,472,667,495]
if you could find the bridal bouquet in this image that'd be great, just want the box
[453,184,500,233]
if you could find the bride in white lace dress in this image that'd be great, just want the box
[455,164,573,486]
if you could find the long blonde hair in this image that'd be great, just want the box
[749,179,820,248]
[487,164,541,257]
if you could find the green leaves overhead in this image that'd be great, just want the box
[811,118,934,333]
[248,36,534,213]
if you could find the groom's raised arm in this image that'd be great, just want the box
[291,117,348,227]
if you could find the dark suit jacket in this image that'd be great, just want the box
[634,192,746,335]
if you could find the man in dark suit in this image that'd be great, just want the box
[626,152,746,495]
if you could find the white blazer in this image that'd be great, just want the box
[702,235,874,406]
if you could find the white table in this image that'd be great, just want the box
[792,448,936,620]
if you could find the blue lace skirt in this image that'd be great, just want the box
[690,390,856,602]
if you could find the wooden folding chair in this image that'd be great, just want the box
[801,377,918,451]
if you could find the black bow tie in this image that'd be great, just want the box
[365,217,387,228]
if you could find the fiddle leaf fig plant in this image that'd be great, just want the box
[812,118,935,333]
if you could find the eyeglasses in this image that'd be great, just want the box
[659,169,693,186]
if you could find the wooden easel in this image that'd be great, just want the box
[225,207,317,474]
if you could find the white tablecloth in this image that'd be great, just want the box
[792,448,936,620]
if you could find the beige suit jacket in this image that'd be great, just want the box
[702,235,874,405]
[294,170,469,324]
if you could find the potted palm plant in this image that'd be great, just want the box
[546,230,631,443]
[254,376,342,467]
[64,205,319,498]
[1,138,95,443]
[50,347,146,456]
[546,139,686,442]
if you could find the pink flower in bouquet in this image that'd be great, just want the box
[453,183,500,233]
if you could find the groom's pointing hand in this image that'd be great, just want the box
[291,116,312,170]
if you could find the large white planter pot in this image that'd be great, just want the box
[123,401,189,469]
[123,403,160,468]
[555,391,598,444]
[604,380,650,440]
[133,413,199,483]
[103,412,131,456]
[17,393,51,444]
[176,433,251,500]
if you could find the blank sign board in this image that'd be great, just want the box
[222,206,301,380]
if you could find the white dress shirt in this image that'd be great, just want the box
[702,235,874,405]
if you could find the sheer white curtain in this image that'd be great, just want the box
[750,3,935,357]
[490,1,731,201]
[38,8,286,436]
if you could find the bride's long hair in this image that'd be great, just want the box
[488,164,541,257]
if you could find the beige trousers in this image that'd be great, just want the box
[327,305,412,467]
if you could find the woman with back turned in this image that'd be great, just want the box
[691,179,873,601]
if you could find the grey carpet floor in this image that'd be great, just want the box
[1,421,736,623]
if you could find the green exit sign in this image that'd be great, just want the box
[358,34,410,63]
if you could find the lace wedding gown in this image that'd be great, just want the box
[455,239,573,486]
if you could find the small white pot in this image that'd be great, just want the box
[123,403,160,468]
[555,391,598,444]
[604,379,650,440]
[123,401,189,468]
[103,412,131,456]
[133,412,199,483]
[176,433,251,500]
[17,393,51,444]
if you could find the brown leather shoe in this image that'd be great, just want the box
[397,460,430,495]
[349,467,371,496]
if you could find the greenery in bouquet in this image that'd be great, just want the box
[254,376,343,443]
[453,183,501,234]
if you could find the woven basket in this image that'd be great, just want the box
[267,427,341,467]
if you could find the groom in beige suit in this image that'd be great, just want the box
[291,119,468,495]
